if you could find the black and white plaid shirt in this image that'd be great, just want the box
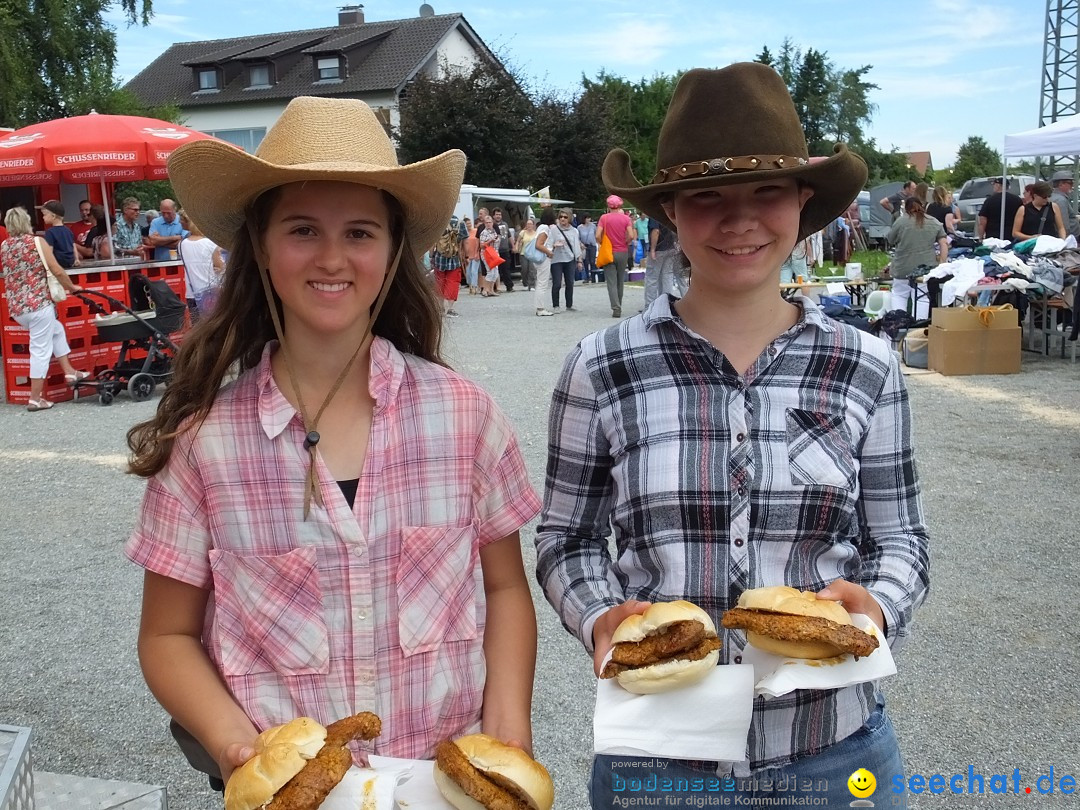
[535,294,929,772]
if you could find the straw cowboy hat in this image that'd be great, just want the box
[602,63,867,239]
[167,96,466,253]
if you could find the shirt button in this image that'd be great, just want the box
[356,610,368,621]
[737,487,747,498]
[768,347,778,356]
[734,538,744,547]
[352,545,366,557]
[734,655,743,664]
[736,432,746,443]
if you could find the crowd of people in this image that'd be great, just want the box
[875,173,1076,316]
[426,200,690,319]
[0,195,226,412]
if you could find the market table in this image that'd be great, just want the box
[1,258,187,405]
[779,279,871,307]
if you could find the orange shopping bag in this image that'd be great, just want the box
[596,233,614,267]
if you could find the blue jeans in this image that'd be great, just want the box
[583,243,598,280]
[465,258,480,288]
[591,701,906,808]
[551,260,575,308]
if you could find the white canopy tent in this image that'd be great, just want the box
[999,115,1080,236]
[1004,113,1080,158]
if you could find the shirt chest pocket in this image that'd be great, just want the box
[396,525,479,657]
[785,408,857,490]
[209,546,330,677]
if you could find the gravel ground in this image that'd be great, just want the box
[2,280,1078,809]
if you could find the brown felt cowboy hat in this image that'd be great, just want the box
[602,63,867,240]
[168,96,466,254]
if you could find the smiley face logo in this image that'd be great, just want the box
[848,768,876,798]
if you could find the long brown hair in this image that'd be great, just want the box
[904,196,927,227]
[127,187,445,478]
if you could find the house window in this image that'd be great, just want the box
[197,68,219,91]
[248,64,271,88]
[316,56,342,81]
[205,127,267,154]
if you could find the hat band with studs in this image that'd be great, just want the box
[650,154,808,185]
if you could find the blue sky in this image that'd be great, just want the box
[109,0,1044,171]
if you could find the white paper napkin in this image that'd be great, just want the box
[594,663,755,762]
[368,755,451,808]
[740,614,896,699]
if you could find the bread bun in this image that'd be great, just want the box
[434,734,554,810]
[611,600,718,644]
[432,766,488,810]
[610,601,720,694]
[737,586,854,659]
[614,648,721,694]
[736,586,852,624]
[224,717,327,810]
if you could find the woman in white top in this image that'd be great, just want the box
[532,209,556,316]
[177,209,225,321]
[547,207,583,311]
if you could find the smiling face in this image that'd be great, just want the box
[662,178,813,296]
[847,769,876,798]
[79,202,92,222]
[262,180,393,346]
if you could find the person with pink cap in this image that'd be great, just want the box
[595,194,635,317]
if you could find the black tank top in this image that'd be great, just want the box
[1020,202,1057,236]
[337,478,359,509]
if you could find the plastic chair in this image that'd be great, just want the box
[863,289,888,321]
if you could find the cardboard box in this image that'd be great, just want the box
[930,306,1020,331]
[928,320,1021,375]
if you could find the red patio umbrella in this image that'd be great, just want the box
[0,110,222,251]
[0,111,218,186]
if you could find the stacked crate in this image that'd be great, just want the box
[3,268,133,405]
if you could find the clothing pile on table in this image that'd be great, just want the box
[918,234,1079,335]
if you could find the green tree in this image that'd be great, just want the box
[792,49,831,153]
[826,66,877,147]
[757,40,877,160]
[396,60,534,187]
[856,142,918,187]
[529,90,615,209]
[0,0,154,127]
[578,71,681,196]
[951,136,1002,184]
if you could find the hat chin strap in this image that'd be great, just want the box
[247,220,404,519]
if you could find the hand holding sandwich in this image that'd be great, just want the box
[217,740,256,788]
[591,599,651,676]
[816,579,885,635]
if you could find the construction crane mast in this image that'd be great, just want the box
[1042,0,1079,172]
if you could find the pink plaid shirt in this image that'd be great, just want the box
[126,339,541,760]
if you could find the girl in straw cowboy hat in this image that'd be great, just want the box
[124,97,541,788]
[535,63,928,806]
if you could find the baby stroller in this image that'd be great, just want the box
[73,273,185,404]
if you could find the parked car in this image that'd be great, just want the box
[955,175,1037,225]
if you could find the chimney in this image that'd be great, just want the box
[338,4,364,25]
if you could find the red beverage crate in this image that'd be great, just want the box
[4,359,74,404]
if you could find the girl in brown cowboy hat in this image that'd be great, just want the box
[535,63,928,806]
[124,97,541,790]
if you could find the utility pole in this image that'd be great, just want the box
[1041,0,1080,174]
